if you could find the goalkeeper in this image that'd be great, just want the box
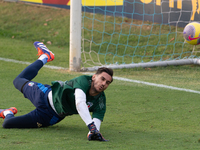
[0,42,113,141]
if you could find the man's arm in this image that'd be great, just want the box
[75,88,93,125]
[92,118,101,131]
[75,88,108,141]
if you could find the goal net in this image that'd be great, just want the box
[79,0,200,71]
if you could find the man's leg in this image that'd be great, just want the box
[0,107,37,128]
[2,111,38,128]
[0,42,56,128]
[13,60,44,92]
[1,82,63,128]
[13,41,54,93]
[2,108,64,128]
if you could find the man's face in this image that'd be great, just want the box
[92,72,112,93]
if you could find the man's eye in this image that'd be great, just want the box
[101,77,105,80]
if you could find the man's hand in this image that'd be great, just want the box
[87,131,108,141]
[87,122,108,141]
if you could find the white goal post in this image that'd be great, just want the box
[69,0,82,71]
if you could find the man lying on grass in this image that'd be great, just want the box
[0,42,113,141]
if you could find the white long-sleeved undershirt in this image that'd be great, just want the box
[75,88,101,131]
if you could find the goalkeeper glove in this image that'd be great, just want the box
[87,131,108,141]
[87,122,98,133]
[87,122,108,141]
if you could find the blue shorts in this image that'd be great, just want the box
[3,81,64,128]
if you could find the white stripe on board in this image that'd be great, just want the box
[1,57,200,94]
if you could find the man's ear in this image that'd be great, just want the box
[92,74,96,81]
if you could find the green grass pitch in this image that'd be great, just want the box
[1,61,200,149]
[1,1,200,149]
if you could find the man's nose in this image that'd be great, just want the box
[102,81,106,86]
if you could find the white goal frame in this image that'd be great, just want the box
[69,0,200,72]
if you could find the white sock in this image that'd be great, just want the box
[3,110,13,117]
[38,54,48,65]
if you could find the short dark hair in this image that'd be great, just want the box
[96,67,113,82]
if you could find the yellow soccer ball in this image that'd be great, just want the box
[183,22,200,45]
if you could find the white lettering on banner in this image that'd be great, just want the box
[140,0,181,8]
[140,0,199,20]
